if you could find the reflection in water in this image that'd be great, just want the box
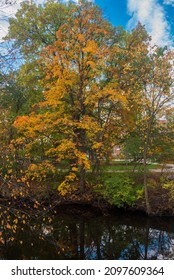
[0,208,174,260]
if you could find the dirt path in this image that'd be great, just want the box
[153,164,174,173]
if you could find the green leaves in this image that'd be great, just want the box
[6,0,71,57]
[97,173,143,207]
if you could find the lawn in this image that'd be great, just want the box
[102,161,160,172]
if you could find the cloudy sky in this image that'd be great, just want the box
[0,0,174,46]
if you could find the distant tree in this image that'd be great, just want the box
[5,0,72,58]
[132,47,174,214]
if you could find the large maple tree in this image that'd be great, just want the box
[14,0,131,194]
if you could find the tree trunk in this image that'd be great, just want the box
[143,143,151,215]
[79,163,85,193]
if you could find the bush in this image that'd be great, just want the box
[162,179,174,202]
[96,173,143,207]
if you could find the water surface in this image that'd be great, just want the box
[0,207,174,260]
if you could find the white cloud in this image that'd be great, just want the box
[62,0,94,3]
[0,0,22,41]
[163,0,174,6]
[127,0,172,46]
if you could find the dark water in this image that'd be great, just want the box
[1,206,174,260]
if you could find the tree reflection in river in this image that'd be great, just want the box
[0,208,174,260]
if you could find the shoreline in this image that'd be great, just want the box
[0,194,173,217]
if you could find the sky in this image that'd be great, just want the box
[0,0,174,47]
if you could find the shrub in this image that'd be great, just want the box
[96,173,143,207]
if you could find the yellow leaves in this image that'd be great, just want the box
[21,177,26,183]
[27,161,56,181]
[98,86,128,107]
[66,172,76,181]
[14,114,46,138]
[4,174,9,180]
[86,60,96,69]
[12,225,17,234]
[74,150,91,170]
[55,140,76,153]
[14,116,29,131]
[77,33,85,43]
[74,116,102,137]
[6,223,11,229]
[14,137,25,145]
[34,203,39,209]
[83,40,98,54]
[92,142,103,150]
[71,167,78,172]
[58,172,77,196]
[28,163,37,172]
[0,238,5,245]
[115,94,128,107]
[13,218,18,224]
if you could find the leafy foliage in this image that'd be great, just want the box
[97,173,143,207]
[0,0,173,215]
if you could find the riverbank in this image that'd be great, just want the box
[0,168,174,216]
[0,184,173,217]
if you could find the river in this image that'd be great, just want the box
[0,206,174,260]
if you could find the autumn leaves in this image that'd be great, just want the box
[0,1,174,214]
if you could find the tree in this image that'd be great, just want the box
[114,25,174,214]
[3,1,174,213]
[2,0,75,115]
[0,1,70,183]
[132,47,174,214]
[5,0,72,58]
[105,23,152,157]
[14,0,131,194]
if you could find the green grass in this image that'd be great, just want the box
[102,162,160,172]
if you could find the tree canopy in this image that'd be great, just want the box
[0,0,174,214]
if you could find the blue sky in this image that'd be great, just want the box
[94,0,174,46]
[95,0,131,28]
[0,0,174,46]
